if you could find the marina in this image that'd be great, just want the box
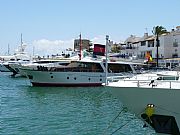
[0,72,155,135]
[1,34,180,134]
[1,1,180,134]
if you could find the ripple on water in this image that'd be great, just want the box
[0,72,155,135]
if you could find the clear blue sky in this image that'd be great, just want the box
[0,0,180,56]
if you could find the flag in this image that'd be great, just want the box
[146,51,153,62]
[149,56,153,61]
[93,44,105,56]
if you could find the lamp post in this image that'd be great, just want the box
[105,35,109,85]
[156,36,159,67]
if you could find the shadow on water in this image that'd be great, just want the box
[24,86,114,106]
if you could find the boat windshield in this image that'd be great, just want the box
[103,63,133,73]
[132,64,150,73]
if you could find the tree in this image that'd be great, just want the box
[152,26,167,67]
[111,43,120,53]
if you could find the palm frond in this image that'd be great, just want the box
[152,26,167,36]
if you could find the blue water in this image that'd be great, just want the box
[0,72,155,135]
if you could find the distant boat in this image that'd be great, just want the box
[0,61,11,72]
[0,34,31,72]
[3,60,30,76]
[106,71,180,134]
[0,46,31,72]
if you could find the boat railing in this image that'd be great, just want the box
[107,73,134,82]
[122,76,180,89]
[133,75,153,80]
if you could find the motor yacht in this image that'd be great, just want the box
[21,57,145,87]
[106,70,180,134]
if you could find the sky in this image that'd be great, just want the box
[0,0,180,56]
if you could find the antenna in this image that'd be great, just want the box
[8,43,10,55]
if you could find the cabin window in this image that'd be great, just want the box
[79,62,104,72]
[50,61,103,72]
[105,63,133,73]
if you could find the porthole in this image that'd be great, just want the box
[100,79,102,81]
[74,77,76,80]
[88,78,91,81]
[51,76,53,78]
[67,77,69,79]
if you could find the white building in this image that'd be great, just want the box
[121,26,180,61]
[120,35,141,57]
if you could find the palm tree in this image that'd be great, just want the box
[152,26,167,67]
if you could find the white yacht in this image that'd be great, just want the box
[0,35,31,72]
[3,60,30,76]
[21,57,144,87]
[0,61,11,72]
[106,70,180,134]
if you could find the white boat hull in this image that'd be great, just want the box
[107,85,180,131]
[23,69,105,86]
[0,63,10,72]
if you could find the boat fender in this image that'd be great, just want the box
[145,104,155,118]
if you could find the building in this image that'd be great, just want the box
[120,26,180,61]
[74,39,92,51]
[120,35,141,58]
[138,33,155,59]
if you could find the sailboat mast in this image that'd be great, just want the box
[21,33,23,47]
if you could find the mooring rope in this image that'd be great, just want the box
[109,116,136,135]
[108,108,149,135]
[102,109,124,135]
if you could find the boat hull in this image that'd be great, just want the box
[23,69,105,87]
[0,63,10,72]
[107,86,180,130]
[31,82,102,87]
